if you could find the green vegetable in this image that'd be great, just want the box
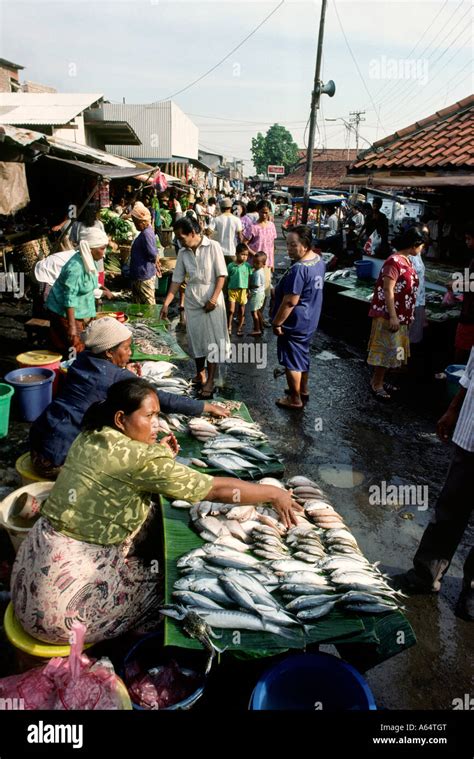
[100,210,135,244]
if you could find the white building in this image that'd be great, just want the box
[0,93,140,151]
[103,101,198,162]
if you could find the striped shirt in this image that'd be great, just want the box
[452,347,474,452]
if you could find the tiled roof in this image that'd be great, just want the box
[351,95,474,171]
[285,148,358,188]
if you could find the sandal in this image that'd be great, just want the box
[276,396,304,409]
[248,331,263,337]
[371,386,391,401]
[236,331,244,337]
[384,382,400,392]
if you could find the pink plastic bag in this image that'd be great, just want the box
[0,623,124,710]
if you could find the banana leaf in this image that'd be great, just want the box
[101,301,167,324]
[130,326,188,362]
[162,502,392,658]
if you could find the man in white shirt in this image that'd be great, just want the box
[325,206,339,237]
[351,204,365,234]
[395,347,474,620]
[212,198,243,257]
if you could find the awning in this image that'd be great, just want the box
[84,119,141,146]
[343,174,474,188]
[44,154,155,180]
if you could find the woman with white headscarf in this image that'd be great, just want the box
[46,226,111,357]
[129,201,161,304]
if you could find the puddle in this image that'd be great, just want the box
[318,464,365,488]
[315,350,340,361]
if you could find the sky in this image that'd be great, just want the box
[0,0,472,173]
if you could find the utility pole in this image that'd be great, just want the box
[302,0,328,225]
[349,110,366,153]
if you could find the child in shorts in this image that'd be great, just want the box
[249,251,267,336]
[227,242,252,336]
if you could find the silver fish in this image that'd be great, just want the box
[344,602,398,614]
[282,571,330,585]
[296,602,336,620]
[176,549,207,567]
[205,554,260,570]
[286,593,342,611]
[194,609,298,638]
[280,583,334,596]
[292,552,320,564]
[172,591,224,610]
[219,578,265,617]
[171,499,193,509]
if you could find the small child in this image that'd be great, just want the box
[249,251,267,336]
[227,243,252,336]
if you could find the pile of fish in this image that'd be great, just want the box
[129,323,174,357]
[186,417,280,475]
[164,475,404,643]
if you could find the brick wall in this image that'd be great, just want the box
[23,80,57,93]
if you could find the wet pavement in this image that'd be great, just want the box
[0,226,472,710]
[178,224,473,710]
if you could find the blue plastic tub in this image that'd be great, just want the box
[4,368,55,422]
[355,260,373,280]
[249,652,377,711]
[445,364,466,401]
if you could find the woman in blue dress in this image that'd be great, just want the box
[272,225,326,408]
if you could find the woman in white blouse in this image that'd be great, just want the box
[161,216,230,399]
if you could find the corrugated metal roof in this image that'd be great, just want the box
[47,134,144,168]
[0,93,103,125]
[0,124,49,148]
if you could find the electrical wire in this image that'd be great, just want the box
[381,27,472,125]
[149,0,285,104]
[363,0,471,115]
[331,0,385,135]
[370,0,452,105]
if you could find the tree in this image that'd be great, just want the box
[250,124,299,175]
[250,132,266,175]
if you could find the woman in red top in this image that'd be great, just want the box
[368,225,426,400]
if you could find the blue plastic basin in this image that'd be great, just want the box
[249,652,377,711]
[4,368,55,422]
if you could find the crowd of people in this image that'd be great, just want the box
[6,181,473,648]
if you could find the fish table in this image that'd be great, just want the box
[99,302,188,361]
[161,503,416,670]
[175,400,285,480]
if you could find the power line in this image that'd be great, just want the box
[381,25,472,124]
[368,0,471,114]
[379,62,473,133]
[360,0,469,115]
[187,113,307,126]
[370,0,451,105]
[331,0,385,135]
[149,0,285,104]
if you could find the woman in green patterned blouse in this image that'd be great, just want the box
[11,379,301,644]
